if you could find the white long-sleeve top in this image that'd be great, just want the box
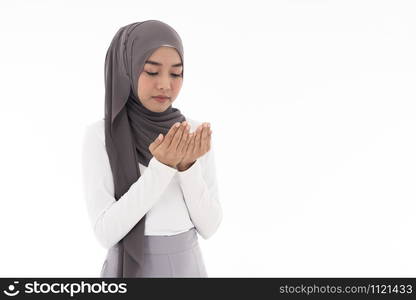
[81,118,222,250]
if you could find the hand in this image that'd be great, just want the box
[148,121,191,168]
[177,122,212,171]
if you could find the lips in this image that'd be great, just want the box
[153,96,170,103]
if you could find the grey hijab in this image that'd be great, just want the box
[104,20,186,277]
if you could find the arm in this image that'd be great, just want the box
[81,123,177,249]
[177,144,223,240]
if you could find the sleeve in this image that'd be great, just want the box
[81,123,177,250]
[177,141,223,240]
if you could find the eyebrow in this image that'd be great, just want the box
[145,60,183,67]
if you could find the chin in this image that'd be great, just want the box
[152,106,168,113]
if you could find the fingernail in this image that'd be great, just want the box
[175,123,180,128]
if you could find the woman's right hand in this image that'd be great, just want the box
[148,121,191,169]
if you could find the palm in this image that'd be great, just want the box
[179,123,211,169]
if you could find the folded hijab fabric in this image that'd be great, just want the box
[104,20,186,277]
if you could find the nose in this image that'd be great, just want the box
[156,74,171,91]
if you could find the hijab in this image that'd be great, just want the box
[104,20,186,277]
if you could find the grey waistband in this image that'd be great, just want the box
[143,228,198,255]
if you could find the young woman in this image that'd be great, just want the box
[81,20,223,278]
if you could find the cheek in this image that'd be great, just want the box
[138,76,152,94]
[173,79,183,91]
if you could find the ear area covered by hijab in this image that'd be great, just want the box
[102,20,187,278]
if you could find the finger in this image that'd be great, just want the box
[205,129,211,152]
[148,133,162,153]
[187,131,196,154]
[184,132,193,153]
[201,123,210,152]
[206,126,212,153]
[169,121,187,150]
[178,123,190,153]
[164,122,181,147]
[194,124,203,153]
[156,133,163,143]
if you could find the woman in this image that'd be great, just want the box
[81,20,223,277]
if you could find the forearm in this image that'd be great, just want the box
[177,158,222,239]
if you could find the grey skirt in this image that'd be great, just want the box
[100,228,208,278]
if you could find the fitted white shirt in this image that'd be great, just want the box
[81,118,222,250]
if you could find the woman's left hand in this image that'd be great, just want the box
[177,122,212,171]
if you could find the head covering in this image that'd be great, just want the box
[103,20,186,277]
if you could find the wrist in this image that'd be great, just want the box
[177,161,195,172]
[158,159,177,170]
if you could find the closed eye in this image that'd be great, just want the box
[146,71,182,78]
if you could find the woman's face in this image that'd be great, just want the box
[137,46,183,112]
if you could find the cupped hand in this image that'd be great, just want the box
[177,122,212,171]
[148,121,191,168]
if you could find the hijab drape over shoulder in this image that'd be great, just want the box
[103,20,186,277]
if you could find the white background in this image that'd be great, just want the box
[0,0,415,277]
